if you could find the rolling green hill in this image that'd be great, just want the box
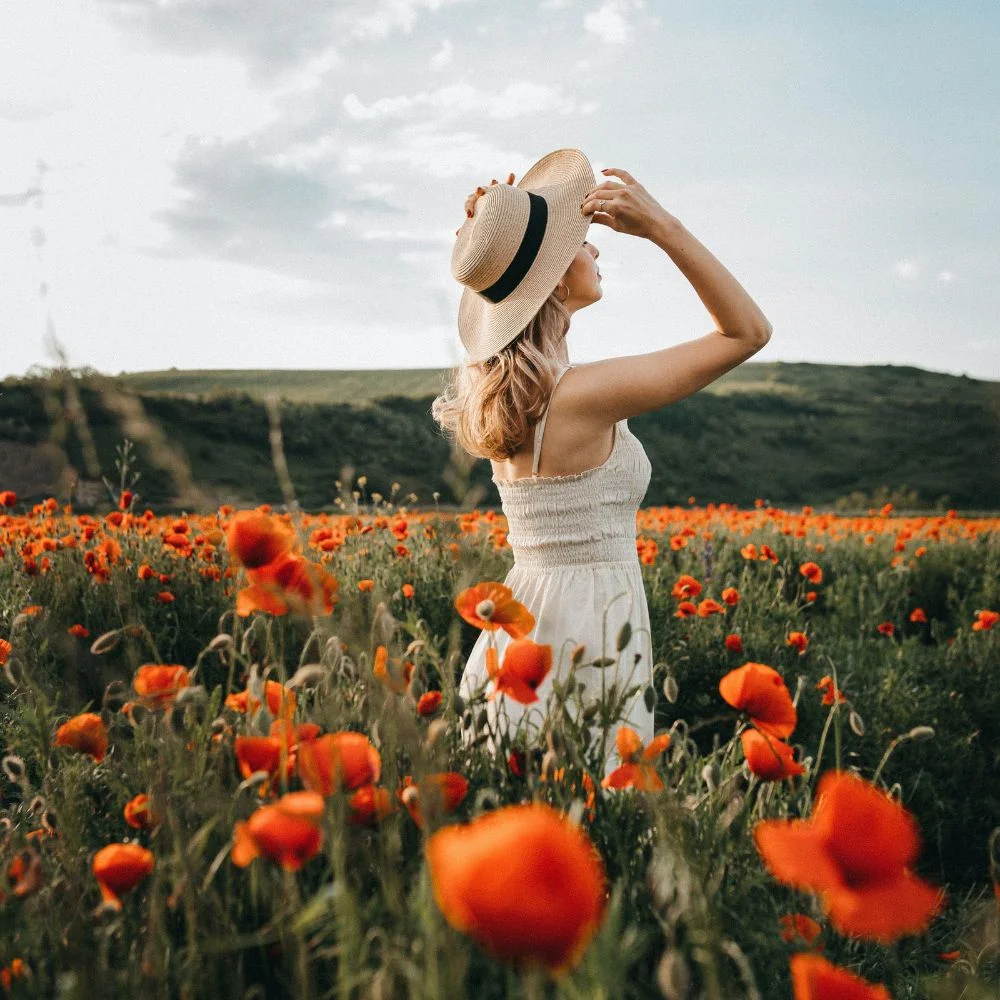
[1,362,997,513]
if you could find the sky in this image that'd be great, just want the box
[1,0,997,381]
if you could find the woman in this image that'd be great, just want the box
[432,149,771,777]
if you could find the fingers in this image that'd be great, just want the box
[601,167,637,185]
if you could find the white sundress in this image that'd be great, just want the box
[458,362,656,779]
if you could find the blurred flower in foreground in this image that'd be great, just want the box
[973,609,998,631]
[754,770,944,942]
[92,843,154,910]
[601,727,671,791]
[224,509,297,569]
[789,952,890,999]
[226,679,296,720]
[454,582,535,638]
[719,662,797,738]
[231,790,325,871]
[425,802,607,975]
[54,713,108,763]
[236,552,339,618]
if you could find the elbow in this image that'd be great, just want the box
[753,321,772,347]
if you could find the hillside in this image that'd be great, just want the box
[1,362,997,512]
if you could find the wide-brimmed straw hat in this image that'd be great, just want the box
[452,148,596,364]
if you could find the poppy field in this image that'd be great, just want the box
[0,486,998,999]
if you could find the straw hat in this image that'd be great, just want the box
[452,148,596,364]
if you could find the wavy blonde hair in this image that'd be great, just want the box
[431,292,572,461]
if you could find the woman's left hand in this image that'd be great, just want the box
[456,173,516,235]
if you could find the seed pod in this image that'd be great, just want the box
[476,709,489,730]
[425,719,448,749]
[663,675,679,704]
[461,710,473,731]
[541,749,558,782]
[701,762,719,792]
[450,693,465,716]
[582,700,600,722]
[848,710,865,736]
[907,725,935,741]
[592,656,616,669]
[616,621,633,652]
[643,684,656,713]
[287,664,326,689]
[570,643,587,667]
[474,599,495,621]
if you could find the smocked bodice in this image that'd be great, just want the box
[491,365,652,569]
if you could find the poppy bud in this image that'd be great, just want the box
[657,950,691,1000]
[570,643,587,667]
[643,685,656,713]
[663,675,679,704]
[90,630,122,655]
[2,756,26,783]
[849,711,865,736]
[907,725,935,741]
[615,621,632,652]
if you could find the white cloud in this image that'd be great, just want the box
[937,269,955,283]
[583,2,632,44]
[893,258,920,279]
[343,81,589,121]
[429,39,453,70]
[352,0,469,40]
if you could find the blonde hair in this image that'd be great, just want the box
[432,292,572,461]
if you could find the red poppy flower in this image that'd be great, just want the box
[347,785,396,826]
[225,509,297,569]
[973,610,998,631]
[789,953,890,1000]
[601,727,671,791]
[67,624,89,638]
[123,794,160,831]
[416,691,443,716]
[799,562,823,585]
[372,645,413,694]
[670,575,702,599]
[237,551,339,618]
[133,664,190,710]
[225,679,296,720]
[297,732,381,796]
[724,634,744,654]
[54,713,108,762]
[786,631,809,654]
[754,770,944,942]
[909,608,928,623]
[778,913,822,946]
[399,772,468,830]
[816,676,846,707]
[454,582,535,639]
[93,843,154,910]
[489,639,552,704]
[719,662,797,739]
[742,729,805,781]
[231,791,325,871]
[425,802,608,975]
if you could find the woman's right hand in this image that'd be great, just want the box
[581,168,679,241]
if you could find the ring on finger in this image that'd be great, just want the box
[600,199,606,212]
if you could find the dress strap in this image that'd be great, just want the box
[531,364,573,476]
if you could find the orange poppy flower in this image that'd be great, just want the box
[401,583,415,598]
[425,802,607,975]
[372,645,413,694]
[269,719,321,750]
[696,599,726,617]
[133,664,190,710]
[416,690,443,716]
[719,662,797,739]
[225,509,297,569]
[489,639,552,704]
[786,631,809,654]
[67,624,89,638]
[454,582,535,638]
[724,634,744,654]
[973,609,998,631]
[789,953,890,1000]
[237,552,339,618]
[799,562,823,585]
[909,608,928,623]
[123,793,161,831]
[778,913,822,946]
[399,772,468,830]
[225,679,296,720]
[816,676,846,706]
[754,770,944,942]
[0,491,16,507]
[357,579,374,592]
[7,849,43,898]
[673,601,697,619]
[297,732,381,796]
[156,591,175,604]
[742,729,805,781]
[234,736,293,797]
[0,638,11,666]
[54,713,108,762]
[347,785,396,826]
[92,843,155,910]
[721,587,740,605]
[601,727,671,791]
[231,790,325,871]
[670,575,702,599]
